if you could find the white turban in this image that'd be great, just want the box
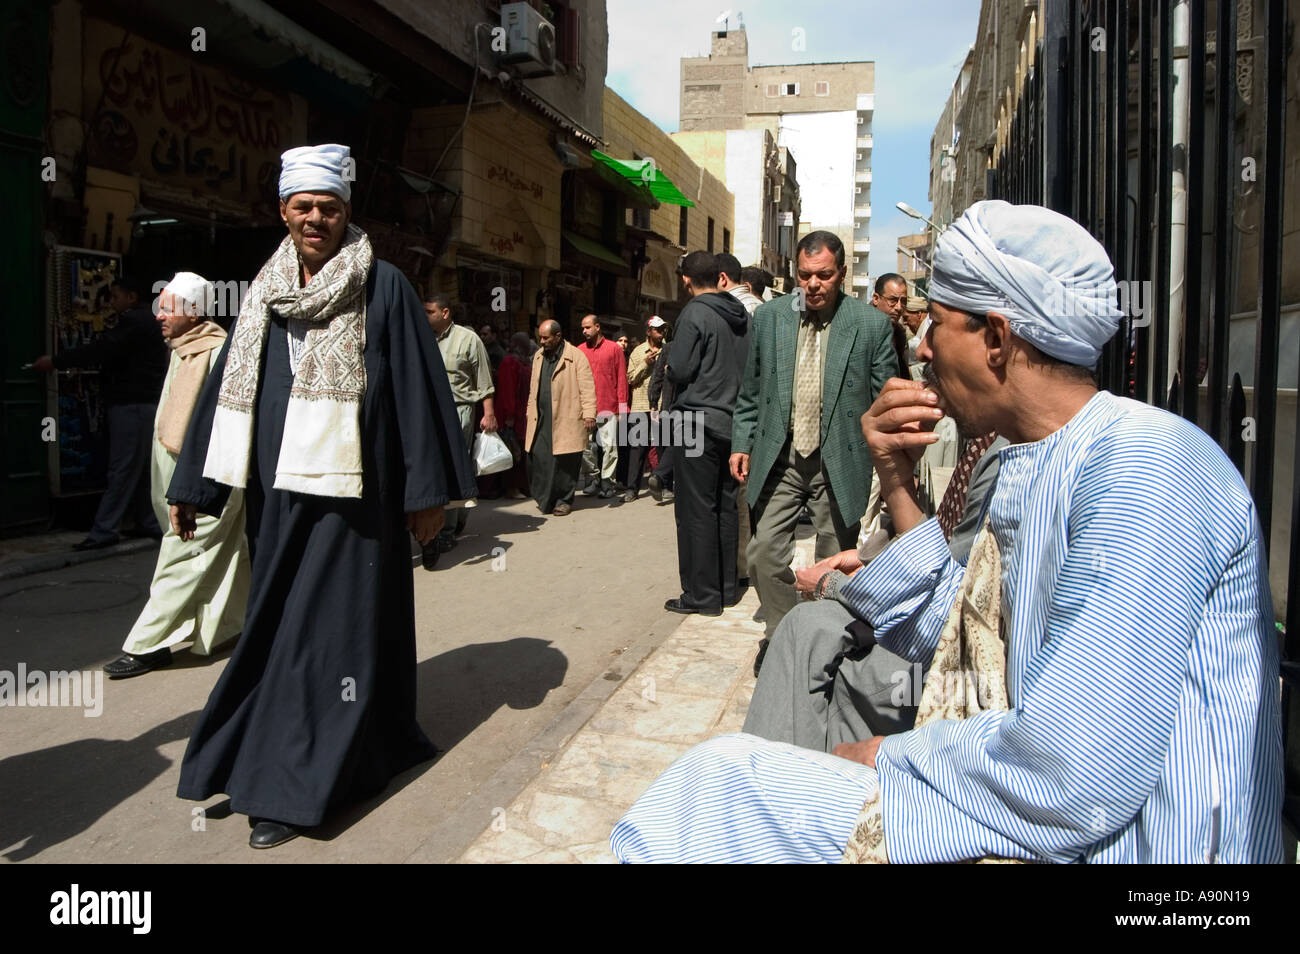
[928,200,1123,367]
[163,271,214,317]
[278,144,352,202]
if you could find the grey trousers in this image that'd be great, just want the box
[737,481,750,579]
[88,403,159,543]
[741,599,920,751]
[747,440,860,636]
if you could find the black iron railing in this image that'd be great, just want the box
[991,0,1297,843]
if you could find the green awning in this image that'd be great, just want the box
[562,230,628,271]
[591,150,696,207]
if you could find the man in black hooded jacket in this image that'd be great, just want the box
[663,251,750,615]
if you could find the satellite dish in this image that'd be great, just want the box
[715,10,733,24]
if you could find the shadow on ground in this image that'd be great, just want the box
[309,636,569,843]
[0,711,199,861]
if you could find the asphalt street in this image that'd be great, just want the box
[0,491,685,863]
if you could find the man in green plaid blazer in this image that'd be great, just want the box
[730,232,899,661]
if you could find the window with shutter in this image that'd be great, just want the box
[766,84,779,97]
[815,81,829,96]
[557,4,580,68]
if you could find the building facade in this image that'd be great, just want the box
[669,126,797,290]
[679,26,873,294]
[602,88,734,328]
[895,231,931,297]
[0,0,614,531]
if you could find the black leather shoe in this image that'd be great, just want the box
[104,648,173,679]
[753,638,770,678]
[598,480,617,498]
[647,474,664,502]
[249,820,301,849]
[664,597,722,617]
[73,536,117,551]
[421,541,440,570]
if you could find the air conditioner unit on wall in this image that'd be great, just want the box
[501,2,557,77]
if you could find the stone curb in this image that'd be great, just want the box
[0,538,158,582]
[403,616,680,863]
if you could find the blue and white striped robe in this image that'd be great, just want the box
[612,391,1283,863]
[837,390,1282,863]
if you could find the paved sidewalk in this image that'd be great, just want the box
[457,539,814,864]
[0,530,157,581]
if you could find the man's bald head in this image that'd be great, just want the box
[538,320,563,354]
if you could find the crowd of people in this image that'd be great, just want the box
[27,141,1284,862]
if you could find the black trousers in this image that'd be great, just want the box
[673,428,738,610]
[623,411,651,491]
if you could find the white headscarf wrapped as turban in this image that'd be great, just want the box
[278,144,352,202]
[163,271,214,317]
[928,200,1123,367]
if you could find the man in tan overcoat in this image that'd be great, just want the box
[525,319,597,515]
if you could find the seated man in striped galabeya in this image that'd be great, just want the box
[610,200,1283,864]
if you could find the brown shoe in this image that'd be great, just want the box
[552,502,572,516]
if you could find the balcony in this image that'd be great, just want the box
[856,93,874,113]
[854,204,872,219]
[853,241,871,254]
[851,272,872,286]
[855,169,872,183]
[855,135,873,150]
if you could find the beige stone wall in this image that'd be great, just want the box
[746,61,875,115]
[679,53,748,130]
[404,102,563,271]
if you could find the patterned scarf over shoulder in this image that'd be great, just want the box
[204,224,373,498]
[844,517,1018,864]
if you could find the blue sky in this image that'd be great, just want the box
[606,0,982,280]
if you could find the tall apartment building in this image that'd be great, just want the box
[679,26,874,296]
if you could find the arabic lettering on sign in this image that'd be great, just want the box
[84,18,304,201]
[148,131,248,191]
[486,164,544,201]
[488,231,528,256]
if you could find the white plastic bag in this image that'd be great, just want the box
[473,431,514,476]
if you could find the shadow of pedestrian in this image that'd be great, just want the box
[415,636,568,753]
[0,710,199,861]
[407,506,546,572]
[307,637,568,843]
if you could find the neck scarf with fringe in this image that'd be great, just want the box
[204,224,372,497]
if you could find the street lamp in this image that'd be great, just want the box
[896,201,941,233]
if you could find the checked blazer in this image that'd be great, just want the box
[731,291,899,526]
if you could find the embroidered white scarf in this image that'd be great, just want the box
[204,224,373,497]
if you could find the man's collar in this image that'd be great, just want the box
[801,291,843,327]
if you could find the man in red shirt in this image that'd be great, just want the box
[577,313,629,499]
[495,332,534,499]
